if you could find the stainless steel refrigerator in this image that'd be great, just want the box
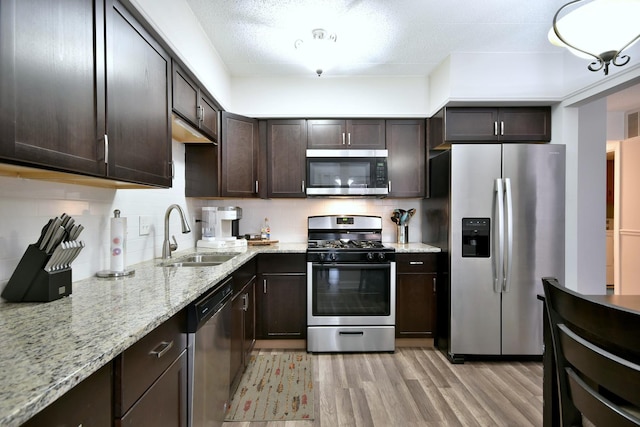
[422,143,565,363]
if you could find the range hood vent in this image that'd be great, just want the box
[171,114,215,144]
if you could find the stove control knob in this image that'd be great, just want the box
[366,252,375,261]
[329,253,337,262]
[318,252,325,261]
[377,252,386,261]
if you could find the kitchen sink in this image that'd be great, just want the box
[159,253,240,267]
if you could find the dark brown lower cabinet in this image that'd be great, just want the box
[114,311,188,427]
[396,253,437,338]
[116,351,188,427]
[22,362,113,427]
[231,274,256,395]
[256,253,306,339]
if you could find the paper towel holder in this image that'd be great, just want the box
[97,209,135,278]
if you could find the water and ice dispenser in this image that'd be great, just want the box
[461,218,490,257]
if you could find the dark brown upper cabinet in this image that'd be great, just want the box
[307,119,385,149]
[0,0,172,188]
[266,120,307,198]
[386,119,426,198]
[220,112,260,198]
[430,107,551,149]
[0,0,106,177]
[172,62,219,142]
[106,0,172,187]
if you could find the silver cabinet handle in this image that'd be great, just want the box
[201,106,205,124]
[149,340,174,359]
[104,134,109,165]
[301,180,305,192]
[388,181,391,192]
[170,161,174,179]
[255,180,259,193]
[347,132,351,145]
[494,121,498,136]
[409,261,424,265]
[263,278,267,293]
[433,277,436,293]
[242,293,248,311]
[500,121,505,136]
[342,132,345,145]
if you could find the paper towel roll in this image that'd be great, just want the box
[110,210,126,272]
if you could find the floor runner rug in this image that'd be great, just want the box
[225,352,314,422]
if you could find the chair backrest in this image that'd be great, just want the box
[542,277,640,427]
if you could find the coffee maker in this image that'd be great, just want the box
[197,206,246,248]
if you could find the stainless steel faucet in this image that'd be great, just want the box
[162,204,191,259]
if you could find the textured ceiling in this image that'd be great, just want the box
[185,0,566,77]
[184,0,640,112]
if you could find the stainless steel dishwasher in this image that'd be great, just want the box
[187,276,233,427]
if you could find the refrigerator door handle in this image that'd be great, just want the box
[493,178,505,293]
[503,178,514,292]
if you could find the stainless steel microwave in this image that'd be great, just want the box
[305,149,388,196]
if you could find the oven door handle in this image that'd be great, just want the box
[311,263,391,269]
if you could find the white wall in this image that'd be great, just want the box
[428,52,565,114]
[0,142,201,290]
[129,0,232,109]
[229,76,430,117]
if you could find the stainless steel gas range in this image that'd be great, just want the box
[306,215,396,353]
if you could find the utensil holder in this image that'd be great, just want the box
[1,244,72,303]
[397,225,408,244]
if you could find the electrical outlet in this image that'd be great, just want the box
[139,216,152,236]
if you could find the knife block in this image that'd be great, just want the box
[1,244,72,303]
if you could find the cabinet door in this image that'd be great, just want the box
[230,291,244,394]
[267,119,307,197]
[499,107,551,141]
[117,350,188,427]
[172,63,199,125]
[307,119,346,148]
[346,119,386,148]
[22,362,112,427]
[221,112,259,197]
[386,119,425,198]
[199,94,219,141]
[396,253,437,338]
[258,274,306,338]
[396,273,437,337]
[106,0,172,187]
[444,108,499,142]
[243,278,256,360]
[0,0,106,176]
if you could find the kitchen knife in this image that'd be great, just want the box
[45,226,65,254]
[35,219,53,248]
[39,217,62,251]
[44,242,65,272]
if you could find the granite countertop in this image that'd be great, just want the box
[0,242,439,426]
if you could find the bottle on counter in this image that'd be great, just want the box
[263,217,270,240]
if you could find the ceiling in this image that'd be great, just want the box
[185,0,640,112]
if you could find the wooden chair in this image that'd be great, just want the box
[542,277,640,426]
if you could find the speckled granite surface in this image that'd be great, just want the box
[0,242,439,426]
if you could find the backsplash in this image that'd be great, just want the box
[0,142,421,292]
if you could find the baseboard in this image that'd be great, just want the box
[253,338,434,350]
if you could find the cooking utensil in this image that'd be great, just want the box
[44,225,65,254]
[39,217,61,251]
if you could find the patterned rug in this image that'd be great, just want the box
[225,352,314,422]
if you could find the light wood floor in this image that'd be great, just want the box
[223,346,543,427]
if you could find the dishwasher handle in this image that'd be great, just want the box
[187,277,233,332]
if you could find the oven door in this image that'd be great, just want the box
[307,261,396,326]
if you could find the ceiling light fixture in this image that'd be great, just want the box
[549,0,640,75]
[294,28,338,77]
